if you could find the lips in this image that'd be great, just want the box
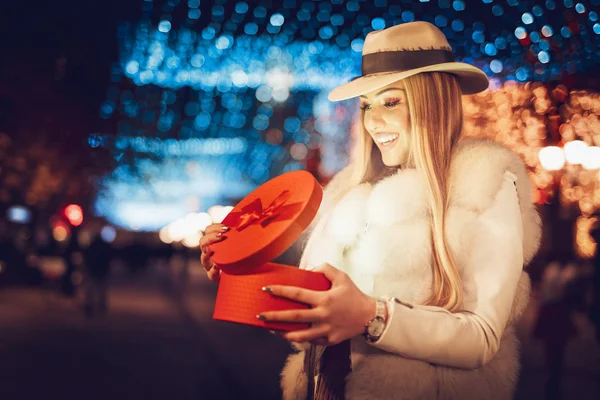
[374,133,399,146]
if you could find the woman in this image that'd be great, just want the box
[201,22,542,399]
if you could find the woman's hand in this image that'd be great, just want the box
[199,223,229,283]
[258,263,377,345]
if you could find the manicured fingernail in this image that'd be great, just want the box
[216,232,222,237]
[262,286,272,293]
[256,314,266,321]
[221,226,230,231]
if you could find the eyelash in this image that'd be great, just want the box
[360,99,401,111]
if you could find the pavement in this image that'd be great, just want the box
[0,258,599,400]
[0,258,291,400]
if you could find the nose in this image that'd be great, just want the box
[364,109,385,133]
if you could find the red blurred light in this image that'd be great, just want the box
[64,204,83,227]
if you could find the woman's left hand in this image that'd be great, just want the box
[258,263,376,346]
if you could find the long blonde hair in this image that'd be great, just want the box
[302,72,464,312]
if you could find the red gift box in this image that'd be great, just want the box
[211,170,331,331]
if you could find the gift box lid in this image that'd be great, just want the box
[211,170,322,273]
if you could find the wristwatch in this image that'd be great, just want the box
[364,299,387,343]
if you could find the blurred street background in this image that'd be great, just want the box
[2,0,600,399]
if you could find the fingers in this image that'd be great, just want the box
[200,224,229,278]
[199,226,228,271]
[204,224,230,235]
[257,308,324,323]
[312,263,341,283]
[199,231,226,254]
[207,266,221,283]
[281,324,331,343]
[200,251,215,272]
[264,285,322,307]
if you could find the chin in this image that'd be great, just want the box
[382,158,406,168]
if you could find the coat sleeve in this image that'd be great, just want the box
[370,171,525,369]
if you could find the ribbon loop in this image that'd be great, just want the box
[236,190,292,231]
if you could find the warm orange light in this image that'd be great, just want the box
[53,225,69,242]
[64,204,83,226]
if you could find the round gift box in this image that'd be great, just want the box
[210,170,329,331]
[213,262,331,331]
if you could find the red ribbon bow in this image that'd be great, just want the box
[235,190,292,231]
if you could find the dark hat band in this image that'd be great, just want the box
[362,49,456,75]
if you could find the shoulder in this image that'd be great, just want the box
[449,138,530,213]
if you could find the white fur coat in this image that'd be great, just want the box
[280,139,542,400]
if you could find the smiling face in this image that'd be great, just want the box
[360,82,412,168]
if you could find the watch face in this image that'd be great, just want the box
[367,316,386,337]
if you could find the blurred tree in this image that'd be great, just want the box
[0,58,111,221]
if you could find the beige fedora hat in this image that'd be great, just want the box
[328,21,489,101]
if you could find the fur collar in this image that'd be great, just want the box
[319,138,541,265]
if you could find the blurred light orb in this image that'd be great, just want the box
[522,13,534,24]
[101,226,117,243]
[270,13,285,26]
[401,11,415,22]
[451,19,464,32]
[541,25,554,37]
[272,87,290,102]
[452,1,465,12]
[182,233,201,248]
[490,59,504,73]
[53,225,69,242]
[167,219,189,242]
[564,140,589,165]
[515,27,527,40]
[539,146,565,171]
[208,206,226,223]
[434,15,447,27]
[492,5,504,16]
[191,212,213,231]
[371,18,386,30]
[538,51,550,64]
[290,143,308,160]
[65,204,84,227]
[582,146,600,170]
[125,61,140,75]
[159,227,173,244]
[158,20,172,33]
[235,2,248,13]
[7,206,31,224]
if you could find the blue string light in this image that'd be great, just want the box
[95,0,600,231]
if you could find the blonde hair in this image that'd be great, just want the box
[301,72,464,312]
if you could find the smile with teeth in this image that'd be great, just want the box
[375,133,399,145]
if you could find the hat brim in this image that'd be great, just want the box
[328,62,489,101]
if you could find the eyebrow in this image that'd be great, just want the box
[360,88,405,99]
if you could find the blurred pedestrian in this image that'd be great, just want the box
[83,233,113,317]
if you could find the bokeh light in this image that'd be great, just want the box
[94,0,600,238]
